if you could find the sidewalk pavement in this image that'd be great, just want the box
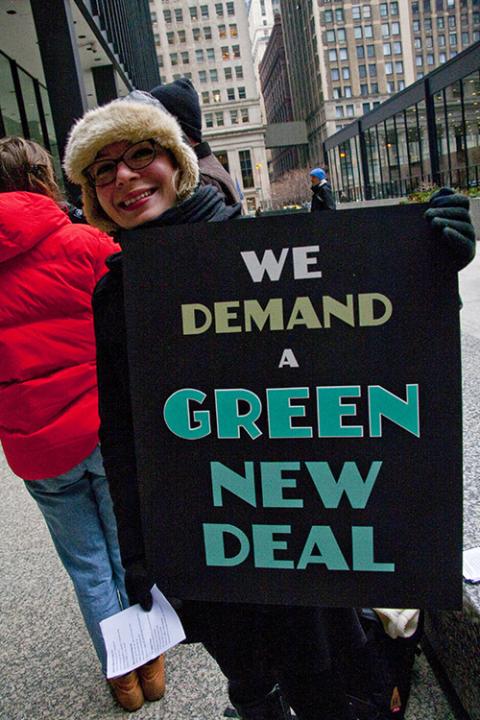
[0,251,478,720]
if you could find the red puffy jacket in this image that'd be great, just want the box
[0,192,118,480]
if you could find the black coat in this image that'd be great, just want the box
[311,182,336,212]
[93,186,365,666]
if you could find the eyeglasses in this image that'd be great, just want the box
[84,139,158,187]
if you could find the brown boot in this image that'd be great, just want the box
[108,670,145,712]
[137,655,166,701]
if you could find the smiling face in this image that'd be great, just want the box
[95,140,178,229]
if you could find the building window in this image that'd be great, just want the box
[391,1,399,14]
[364,25,373,37]
[362,102,371,113]
[227,87,235,100]
[196,49,205,62]
[238,86,246,99]
[326,29,336,41]
[354,26,363,39]
[331,67,340,80]
[335,105,344,118]
[367,44,376,57]
[181,51,190,64]
[398,79,405,89]
[241,108,249,123]
[193,27,201,40]
[416,55,423,65]
[424,17,432,29]
[170,52,178,65]
[229,23,238,36]
[413,19,420,31]
[363,5,372,18]
[232,45,241,58]
[221,46,230,60]
[216,111,224,126]
[175,8,183,21]
[387,80,395,92]
[380,2,388,14]
[437,16,445,28]
[439,51,447,62]
[461,31,469,43]
[178,29,186,42]
[219,23,227,37]
[450,32,457,44]
[212,89,221,103]
[371,82,379,93]
[167,31,175,45]
[369,63,377,76]
[346,104,355,117]
[207,48,215,61]
[189,6,197,19]
[235,66,243,79]
[395,60,404,72]
[344,85,352,97]
[385,61,393,74]
[384,42,392,55]
[163,9,171,22]
[359,64,367,78]
[382,23,390,36]
[204,26,212,39]
[224,67,233,79]
[342,66,350,79]
[357,45,365,58]
[239,150,253,187]
[360,83,369,96]
[426,35,433,47]
[337,28,347,42]
[199,70,207,82]
[202,91,210,104]
[210,69,218,82]
[352,6,361,19]
[230,109,239,125]
[226,1,235,15]
[333,87,341,99]
[200,5,209,18]
[329,49,338,61]
[205,113,213,128]
[339,48,348,60]
[393,41,402,53]
[448,14,456,26]
[391,21,400,34]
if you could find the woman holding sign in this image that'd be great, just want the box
[63,93,475,720]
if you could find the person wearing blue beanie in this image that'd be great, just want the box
[310,167,336,212]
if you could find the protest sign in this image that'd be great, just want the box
[122,205,462,608]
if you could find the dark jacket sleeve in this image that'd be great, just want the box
[93,278,146,571]
[311,184,336,212]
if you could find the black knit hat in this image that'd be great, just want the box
[150,78,202,143]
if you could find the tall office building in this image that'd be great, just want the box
[150,0,271,211]
[247,0,281,75]
[277,0,479,168]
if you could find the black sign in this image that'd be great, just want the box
[122,205,462,608]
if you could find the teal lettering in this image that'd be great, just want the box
[215,389,262,439]
[203,524,250,566]
[252,525,294,568]
[267,388,312,438]
[261,462,303,508]
[368,384,420,437]
[306,461,382,508]
[316,386,363,437]
[163,388,210,439]
[211,461,256,507]
[352,526,395,572]
[297,526,350,570]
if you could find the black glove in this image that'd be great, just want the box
[124,560,153,611]
[424,187,476,271]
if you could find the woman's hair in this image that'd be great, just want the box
[0,136,62,203]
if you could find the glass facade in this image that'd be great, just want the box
[325,42,480,199]
[0,51,62,179]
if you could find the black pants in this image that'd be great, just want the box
[179,602,365,720]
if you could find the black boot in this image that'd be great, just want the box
[232,686,293,720]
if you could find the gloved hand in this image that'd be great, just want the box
[124,560,154,611]
[424,187,476,271]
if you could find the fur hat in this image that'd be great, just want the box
[63,96,199,232]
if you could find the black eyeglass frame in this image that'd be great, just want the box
[83,139,158,187]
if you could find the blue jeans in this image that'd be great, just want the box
[25,446,128,674]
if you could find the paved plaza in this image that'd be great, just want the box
[0,247,479,720]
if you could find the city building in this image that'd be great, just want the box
[0,0,159,186]
[276,0,480,170]
[151,0,271,212]
[247,0,280,76]
[258,13,300,180]
[323,41,480,200]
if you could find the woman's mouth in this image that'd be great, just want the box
[120,189,155,209]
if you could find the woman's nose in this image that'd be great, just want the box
[115,161,139,185]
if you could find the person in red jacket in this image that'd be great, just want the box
[0,137,165,711]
